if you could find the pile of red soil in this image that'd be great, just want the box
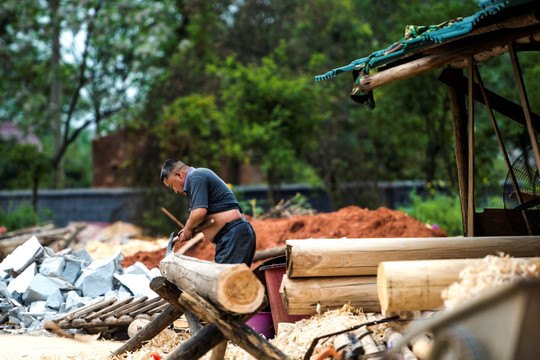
[121,206,447,270]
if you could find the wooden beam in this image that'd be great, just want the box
[285,236,540,277]
[354,25,540,94]
[438,67,540,130]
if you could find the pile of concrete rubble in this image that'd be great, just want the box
[0,235,159,334]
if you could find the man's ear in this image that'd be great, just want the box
[174,170,184,180]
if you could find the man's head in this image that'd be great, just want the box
[160,159,189,194]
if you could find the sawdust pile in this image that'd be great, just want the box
[441,253,540,310]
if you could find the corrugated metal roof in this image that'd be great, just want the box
[314,0,536,83]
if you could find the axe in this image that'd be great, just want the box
[165,218,215,256]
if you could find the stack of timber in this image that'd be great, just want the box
[49,296,168,335]
[0,223,86,260]
[281,236,540,316]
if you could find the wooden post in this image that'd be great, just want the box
[160,254,265,314]
[447,67,469,236]
[467,57,475,237]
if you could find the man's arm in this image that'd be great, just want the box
[180,207,207,242]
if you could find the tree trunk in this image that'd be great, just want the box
[286,236,540,277]
[159,254,265,314]
[280,275,379,315]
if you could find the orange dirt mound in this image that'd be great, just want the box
[121,206,447,270]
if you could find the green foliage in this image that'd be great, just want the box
[400,191,464,236]
[0,140,50,190]
[0,203,53,232]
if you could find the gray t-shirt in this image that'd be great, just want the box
[186,168,242,214]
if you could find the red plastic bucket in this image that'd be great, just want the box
[260,263,310,332]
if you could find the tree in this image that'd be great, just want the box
[0,0,180,187]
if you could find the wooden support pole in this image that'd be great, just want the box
[467,57,475,237]
[286,236,540,277]
[160,254,265,314]
[280,275,379,315]
[112,303,183,356]
[177,291,290,360]
[447,67,469,236]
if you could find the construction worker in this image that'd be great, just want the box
[160,159,256,266]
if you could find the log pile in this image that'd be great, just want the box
[281,236,540,315]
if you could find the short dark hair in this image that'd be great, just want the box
[160,159,187,182]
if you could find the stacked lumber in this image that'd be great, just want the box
[50,296,168,332]
[281,236,540,315]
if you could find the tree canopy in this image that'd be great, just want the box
[1,0,539,210]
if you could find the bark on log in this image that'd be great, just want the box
[286,236,540,277]
[377,257,540,314]
[253,245,286,262]
[279,275,379,315]
[160,254,265,314]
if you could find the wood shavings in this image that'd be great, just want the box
[441,253,540,310]
[40,329,186,360]
[225,304,386,360]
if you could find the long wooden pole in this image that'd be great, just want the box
[286,236,540,277]
[467,57,475,236]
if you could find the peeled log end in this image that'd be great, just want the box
[217,265,265,314]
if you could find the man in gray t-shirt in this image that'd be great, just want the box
[160,159,256,266]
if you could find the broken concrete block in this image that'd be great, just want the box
[60,259,82,284]
[0,281,11,299]
[39,256,66,278]
[22,273,62,304]
[0,299,14,312]
[45,288,64,310]
[0,236,44,274]
[74,251,123,298]
[64,290,85,312]
[7,263,36,295]
[114,274,157,299]
[74,248,93,266]
[123,262,151,277]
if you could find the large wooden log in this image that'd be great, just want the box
[378,257,540,314]
[160,254,265,314]
[286,236,540,277]
[279,275,379,315]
